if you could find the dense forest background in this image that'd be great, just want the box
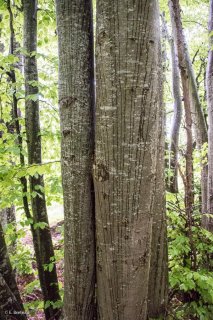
[0,0,212,319]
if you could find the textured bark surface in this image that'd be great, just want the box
[169,0,208,214]
[147,56,168,317]
[170,0,197,269]
[169,37,182,193]
[0,223,27,319]
[95,1,163,319]
[55,1,96,319]
[23,1,61,319]
[0,206,15,231]
[206,0,213,232]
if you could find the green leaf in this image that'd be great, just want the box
[33,222,48,230]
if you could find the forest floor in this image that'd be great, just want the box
[17,221,64,320]
[16,220,201,320]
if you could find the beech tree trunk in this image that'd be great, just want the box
[0,223,27,319]
[55,1,96,319]
[206,0,213,232]
[95,1,165,319]
[23,1,61,319]
[169,0,208,214]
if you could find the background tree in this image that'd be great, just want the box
[23,0,61,318]
[55,0,96,319]
[170,0,197,270]
[206,0,213,232]
[169,0,208,216]
[161,12,182,194]
[0,7,16,233]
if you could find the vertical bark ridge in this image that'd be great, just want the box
[148,42,168,317]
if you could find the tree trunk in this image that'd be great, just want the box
[170,0,197,270]
[0,223,27,319]
[147,69,168,317]
[5,5,60,319]
[0,207,16,232]
[169,0,208,215]
[169,36,182,193]
[55,1,96,319]
[23,1,61,319]
[0,6,17,238]
[95,1,164,319]
[206,0,213,232]
[161,13,182,194]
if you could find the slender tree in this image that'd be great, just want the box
[0,9,16,233]
[169,35,182,194]
[0,223,27,320]
[23,1,61,319]
[169,0,208,214]
[95,1,165,319]
[55,1,96,319]
[206,0,213,232]
[170,0,197,269]
[161,13,182,194]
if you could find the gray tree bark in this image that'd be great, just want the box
[169,37,182,193]
[0,223,27,319]
[55,1,96,319]
[0,207,15,230]
[206,0,213,232]
[161,13,182,194]
[23,1,61,319]
[95,1,165,319]
[147,69,168,318]
[169,0,208,215]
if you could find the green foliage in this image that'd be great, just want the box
[44,299,63,310]
[43,256,56,272]
[24,279,40,295]
[10,242,34,275]
[167,193,213,319]
[33,222,48,230]
[24,300,43,316]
